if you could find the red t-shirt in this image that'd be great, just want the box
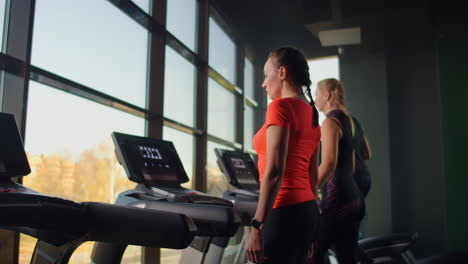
[253,97,321,208]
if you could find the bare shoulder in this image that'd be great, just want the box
[322,117,341,131]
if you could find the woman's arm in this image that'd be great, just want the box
[247,125,289,263]
[309,146,320,197]
[253,125,289,223]
[317,118,341,189]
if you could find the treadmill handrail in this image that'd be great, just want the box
[1,189,197,249]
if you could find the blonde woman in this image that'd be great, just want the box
[313,78,365,264]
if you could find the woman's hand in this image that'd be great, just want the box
[246,228,265,263]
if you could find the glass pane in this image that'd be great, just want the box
[163,126,193,189]
[132,0,150,14]
[20,81,145,262]
[244,105,254,149]
[31,0,148,107]
[209,17,236,84]
[206,141,233,197]
[166,0,197,51]
[207,78,235,142]
[308,56,340,124]
[164,46,195,126]
[0,0,6,51]
[244,58,255,100]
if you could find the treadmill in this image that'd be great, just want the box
[210,148,259,264]
[213,148,418,264]
[0,112,197,264]
[91,132,240,264]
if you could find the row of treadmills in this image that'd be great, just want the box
[0,112,425,263]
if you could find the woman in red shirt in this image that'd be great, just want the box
[246,47,321,263]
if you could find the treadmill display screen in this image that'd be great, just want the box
[112,132,189,185]
[215,148,259,188]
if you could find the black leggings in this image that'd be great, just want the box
[263,200,320,264]
[313,216,361,264]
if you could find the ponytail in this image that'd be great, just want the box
[305,85,319,127]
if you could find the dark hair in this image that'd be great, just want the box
[269,47,319,127]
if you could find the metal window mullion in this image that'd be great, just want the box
[166,32,199,66]
[163,117,203,136]
[207,66,241,95]
[2,0,35,137]
[141,0,166,263]
[193,0,209,192]
[207,133,242,150]
[146,0,166,139]
[245,97,258,108]
[0,0,36,263]
[29,65,149,118]
[236,46,245,149]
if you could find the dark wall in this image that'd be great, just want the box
[385,10,447,257]
[438,29,468,250]
[340,16,393,237]
[338,7,451,257]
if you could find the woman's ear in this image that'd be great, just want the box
[324,90,331,100]
[279,66,287,81]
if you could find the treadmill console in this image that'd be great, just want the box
[112,132,189,186]
[0,113,31,180]
[214,148,259,190]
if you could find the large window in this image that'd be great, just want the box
[1,1,259,263]
[21,81,145,263]
[24,82,144,203]
[18,1,151,262]
[31,0,148,108]
[166,0,197,51]
[208,17,236,84]
[308,56,340,124]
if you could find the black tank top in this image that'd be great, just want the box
[352,116,371,198]
[319,110,365,220]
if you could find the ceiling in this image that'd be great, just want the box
[209,0,464,62]
[210,0,382,61]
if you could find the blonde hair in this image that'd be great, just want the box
[317,78,348,112]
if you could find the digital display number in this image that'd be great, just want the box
[139,146,162,160]
[230,157,246,169]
